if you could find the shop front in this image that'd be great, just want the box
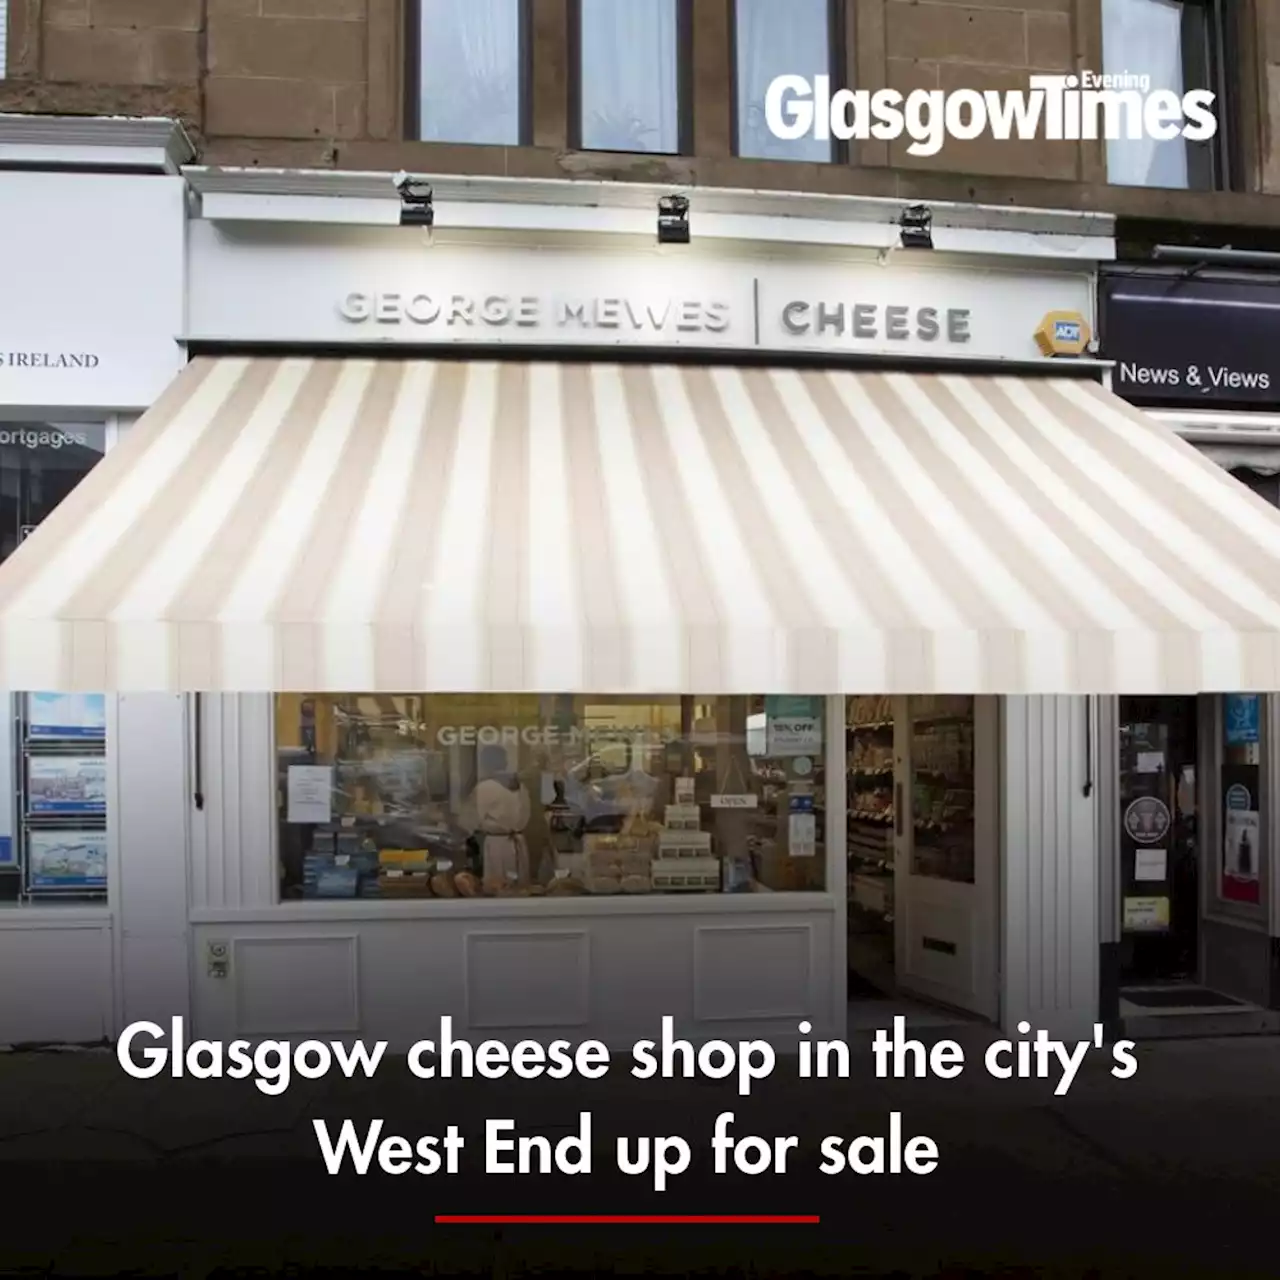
[0,115,190,1044]
[1098,268,1280,1034]
[7,150,1280,1050]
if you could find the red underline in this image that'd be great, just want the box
[435,1214,820,1225]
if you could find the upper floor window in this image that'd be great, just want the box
[734,0,841,163]
[409,0,529,146]
[1102,0,1229,189]
[573,0,691,154]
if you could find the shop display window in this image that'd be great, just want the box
[0,421,110,904]
[274,694,827,901]
[910,696,976,885]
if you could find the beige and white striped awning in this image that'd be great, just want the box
[4,354,1280,694]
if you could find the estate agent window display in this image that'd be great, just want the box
[276,694,827,902]
[0,422,110,903]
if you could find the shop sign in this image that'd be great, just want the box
[188,222,1095,365]
[1123,796,1171,846]
[1,171,185,411]
[1102,274,1280,405]
[1225,695,1260,745]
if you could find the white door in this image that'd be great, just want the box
[893,695,999,1020]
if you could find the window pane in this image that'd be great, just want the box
[276,694,826,900]
[735,0,831,162]
[0,424,110,904]
[416,0,522,145]
[580,0,680,153]
[1103,0,1198,188]
[910,696,975,884]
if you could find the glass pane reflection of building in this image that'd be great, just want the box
[276,695,827,901]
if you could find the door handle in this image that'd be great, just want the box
[895,782,904,837]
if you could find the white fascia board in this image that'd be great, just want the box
[1149,410,1280,443]
[183,165,1115,261]
[0,113,194,173]
[199,191,403,225]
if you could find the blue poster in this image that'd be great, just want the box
[1225,695,1260,746]
[27,693,106,740]
[764,696,821,719]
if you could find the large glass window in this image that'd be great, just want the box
[275,694,827,901]
[734,0,836,163]
[0,421,109,905]
[576,0,685,153]
[910,696,975,885]
[1102,0,1226,189]
[411,0,527,146]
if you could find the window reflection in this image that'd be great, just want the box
[276,694,827,900]
[0,422,106,562]
[1103,0,1213,189]
[579,0,680,153]
[735,0,832,162]
[415,0,523,145]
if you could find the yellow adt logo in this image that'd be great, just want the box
[1034,310,1092,357]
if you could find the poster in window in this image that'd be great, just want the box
[27,756,107,815]
[27,693,106,740]
[27,830,107,889]
[1221,767,1261,904]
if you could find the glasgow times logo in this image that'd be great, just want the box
[765,72,1217,157]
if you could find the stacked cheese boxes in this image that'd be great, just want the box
[652,778,719,892]
[583,832,653,893]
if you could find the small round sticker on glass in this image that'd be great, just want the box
[1124,796,1171,846]
[792,757,813,777]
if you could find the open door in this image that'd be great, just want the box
[893,695,1000,1020]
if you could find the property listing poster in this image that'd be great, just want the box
[27,756,107,815]
[27,693,106,740]
[26,830,107,889]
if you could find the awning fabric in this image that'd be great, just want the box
[5,355,1280,694]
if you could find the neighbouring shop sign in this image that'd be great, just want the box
[188,222,1095,365]
[1,171,186,411]
[1102,273,1280,405]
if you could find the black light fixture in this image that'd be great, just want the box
[657,194,690,245]
[899,203,933,250]
[394,172,434,227]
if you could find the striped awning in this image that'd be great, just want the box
[4,355,1280,694]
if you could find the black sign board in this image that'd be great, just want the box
[1101,273,1280,406]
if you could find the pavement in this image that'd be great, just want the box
[0,1031,1278,1275]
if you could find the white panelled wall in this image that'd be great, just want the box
[1001,696,1101,1039]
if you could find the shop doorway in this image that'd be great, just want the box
[1115,696,1276,1034]
[846,696,999,1026]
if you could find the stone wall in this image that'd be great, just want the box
[2,0,1278,229]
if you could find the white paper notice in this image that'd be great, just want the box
[1135,752,1164,774]
[1134,848,1167,881]
[287,765,333,824]
[789,812,816,857]
[767,717,822,757]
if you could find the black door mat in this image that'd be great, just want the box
[847,971,891,999]
[1122,986,1244,1009]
